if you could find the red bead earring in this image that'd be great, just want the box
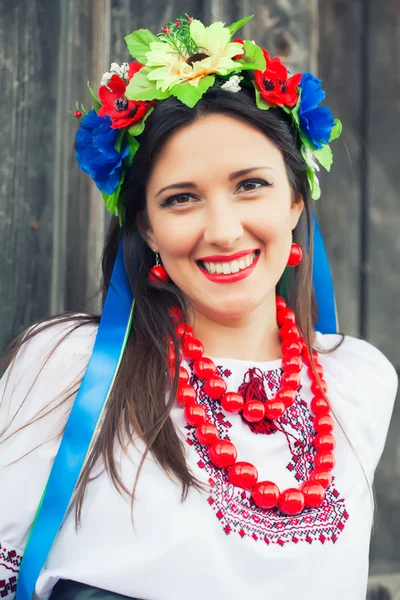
[287,243,303,267]
[149,253,170,282]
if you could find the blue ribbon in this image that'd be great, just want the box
[312,211,338,334]
[16,239,134,600]
[16,217,337,598]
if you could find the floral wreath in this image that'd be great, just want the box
[74,14,342,224]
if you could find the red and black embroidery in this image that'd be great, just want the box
[0,542,21,598]
[187,363,349,547]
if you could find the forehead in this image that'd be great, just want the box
[147,113,286,188]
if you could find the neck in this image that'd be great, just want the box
[187,295,282,363]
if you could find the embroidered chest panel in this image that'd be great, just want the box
[0,542,21,598]
[185,364,349,547]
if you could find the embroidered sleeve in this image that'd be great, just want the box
[0,541,22,598]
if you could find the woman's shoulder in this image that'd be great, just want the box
[314,330,397,383]
[0,314,98,440]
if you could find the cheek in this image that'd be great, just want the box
[153,216,201,259]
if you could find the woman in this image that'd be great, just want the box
[0,14,397,600]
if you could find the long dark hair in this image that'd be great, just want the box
[0,85,344,524]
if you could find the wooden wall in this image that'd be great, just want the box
[1,0,399,583]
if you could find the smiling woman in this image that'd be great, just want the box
[0,13,397,600]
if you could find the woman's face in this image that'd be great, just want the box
[143,113,304,321]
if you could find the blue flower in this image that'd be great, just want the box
[75,110,129,195]
[299,73,336,150]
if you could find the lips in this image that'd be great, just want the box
[197,251,260,284]
[197,248,260,263]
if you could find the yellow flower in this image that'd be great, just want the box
[145,20,243,92]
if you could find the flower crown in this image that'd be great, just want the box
[74,14,342,224]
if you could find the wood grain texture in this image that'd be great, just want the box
[0,0,60,350]
[365,0,400,363]
[366,0,400,576]
[317,0,364,337]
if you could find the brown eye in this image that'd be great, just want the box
[237,179,270,193]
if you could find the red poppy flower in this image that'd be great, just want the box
[233,37,245,60]
[255,49,301,107]
[128,61,144,80]
[98,73,152,129]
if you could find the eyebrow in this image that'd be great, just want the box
[155,166,274,197]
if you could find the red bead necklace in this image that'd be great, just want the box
[168,297,336,516]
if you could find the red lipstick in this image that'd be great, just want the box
[197,249,259,263]
[197,251,260,284]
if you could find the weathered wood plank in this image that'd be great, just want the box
[317,0,364,337]
[365,0,400,363]
[366,0,400,576]
[0,0,60,351]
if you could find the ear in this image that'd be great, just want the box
[137,211,159,254]
[290,193,304,230]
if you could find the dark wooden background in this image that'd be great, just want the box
[1,0,399,590]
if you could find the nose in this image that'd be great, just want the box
[203,199,244,248]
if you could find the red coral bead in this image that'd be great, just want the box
[311,379,328,395]
[279,489,305,515]
[281,371,301,391]
[184,404,207,426]
[168,306,182,323]
[301,480,325,508]
[193,357,216,380]
[310,469,332,489]
[280,324,300,341]
[314,452,335,471]
[195,422,219,445]
[203,376,227,399]
[307,363,324,378]
[275,295,287,309]
[221,392,245,414]
[314,433,336,453]
[179,366,189,384]
[182,338,204,360]
[281,339,303,357]
[314,414,334,434]
[310,396,330,415]
[228,461,258,489]
[277,307,296,327]
[149,265,169,282]
[209,440,237,468]
[175,322,193,340]
[243,400,265,422]
[264,399,285,420]
[177,385,197,407]
[282,355,302,374]
[275,388,296,408]
[252,481,280,509]
[287,244,303,267]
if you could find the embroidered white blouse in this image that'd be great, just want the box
[0,320,397,600]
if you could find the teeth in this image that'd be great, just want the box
[203,252,257,275]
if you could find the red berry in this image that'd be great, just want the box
[162,26,170,34]
[175,19,181,27]
[74,110,83,118]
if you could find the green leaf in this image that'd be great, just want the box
[170,76,215,108]
[101,176,124,216]
[329,118,342,142]
[114,132,125,153]
[301,145,321,200]
[128,106,154,137]
[239,40,266,71]
[227,15,254,37]
[125,67,171,101]
[124,29,159,63]
[313,144,333,171]
[87,81,101,112]
[124,135,140,167]
[253,83,273,110]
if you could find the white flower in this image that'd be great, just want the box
[221,75,242,92]
[101,62,130,87]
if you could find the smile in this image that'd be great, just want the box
[197,251,260,284]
